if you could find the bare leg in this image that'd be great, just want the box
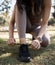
[41,32,50,47]
[15,5,30,62]
[15,5,26,44]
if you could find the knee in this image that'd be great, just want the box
[40,38,50,47]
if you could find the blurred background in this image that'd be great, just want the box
[0,0,55,31]
[0,1,55,65]
[0,0,16,31]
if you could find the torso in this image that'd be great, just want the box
[28,3,43,25]
[17,0,43,25]
[29,12,42,25]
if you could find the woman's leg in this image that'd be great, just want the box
[15,5,26,44]
[40,32,50,47]
[15,5,30,62]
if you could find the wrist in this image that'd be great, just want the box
[36,36,42,43]
[9,31,14,39]
[9,35,14,38]
[9,36,14,39]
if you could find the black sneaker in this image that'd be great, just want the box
[18,44,30,62]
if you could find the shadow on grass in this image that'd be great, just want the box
[0,36,55,65]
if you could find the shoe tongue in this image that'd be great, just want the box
[20,44,28,51]
[20,44,27,48]
[20,44,28,48]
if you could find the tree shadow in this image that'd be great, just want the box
[29,35,55,58]
[29,43,55,58]
[48,18,55,26]
[0,36,55,65]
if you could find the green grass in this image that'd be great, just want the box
[0,36,55,65]
[47,26,55,31]
[0,28,55,65]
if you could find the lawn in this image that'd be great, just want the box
[0,26,55,65]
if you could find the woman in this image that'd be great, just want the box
[8,0,51,62]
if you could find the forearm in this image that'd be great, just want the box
[9,4,16,38]
[9,22,14,38]
[37,9,50,38]
[37,0,51,38]
[37,23,47,38]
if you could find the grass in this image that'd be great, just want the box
[0,37,55,65]
[0,26,55,65]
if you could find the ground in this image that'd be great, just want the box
[0,26,55,65]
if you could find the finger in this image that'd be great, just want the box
[31,40,41,49]
[7,41,16,45]
[35,43,39,49]
[32,40,39,47]
[31,44,36,49]
[31,42,38,49]
[34,40,41,49]
[37,43,41,49]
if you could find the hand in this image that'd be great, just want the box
[31,39,41,49]
[7,38,16,45]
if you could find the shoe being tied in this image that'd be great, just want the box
[18,44,30,62]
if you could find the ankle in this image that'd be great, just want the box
[19,38,26,44]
